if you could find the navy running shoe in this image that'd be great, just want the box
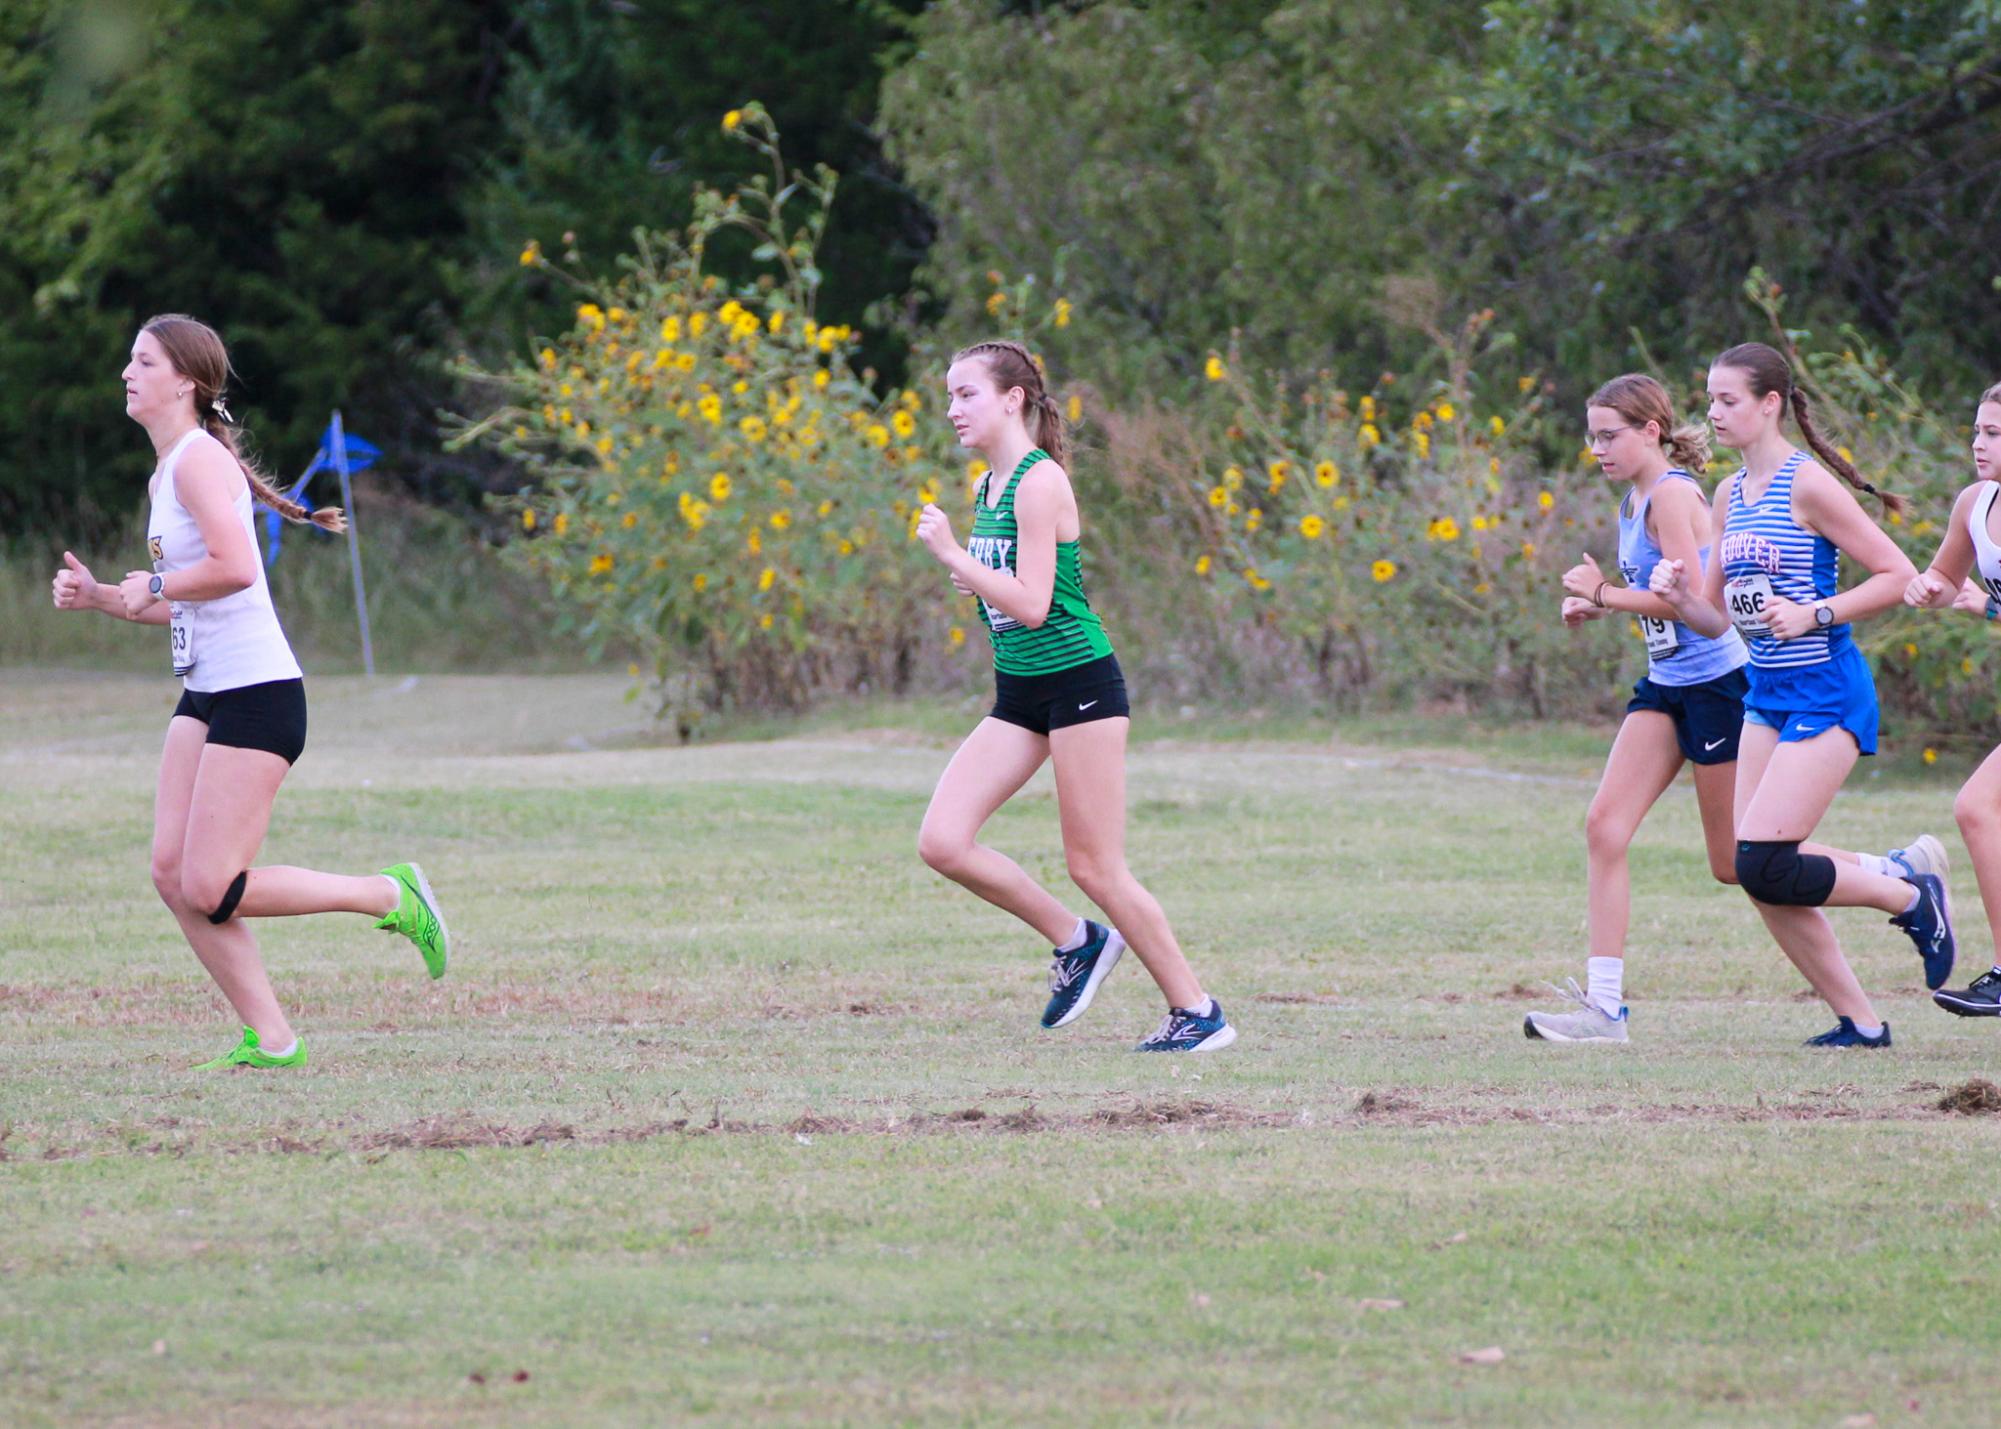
[1803,1016,1892,1049]
[1041,921,1126,1029]
[1135,1000,1237,1053]
[1934,968,2001,1018]
[1890,873,1955,990]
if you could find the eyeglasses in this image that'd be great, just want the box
[1586,425,1635,448]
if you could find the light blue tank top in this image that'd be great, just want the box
[1616,469,1747,686]
[1718,450,1850,670]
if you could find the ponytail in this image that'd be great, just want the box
[1026,387,1069,469]
[202,406,347,533]
[1664,422,1711,475]
[1791,387,1906,518]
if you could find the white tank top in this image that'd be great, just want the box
[1970,483,2001,600]
[145,428,303,692]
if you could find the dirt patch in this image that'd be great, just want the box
[1495,983,1544,1002]
[1088,1098,1288,1130]
[1938,1079,2001,1115]
[16,1088,1978,1162]
[1252,992,1340,1005]
[1355,1090,1418,1116]
[354,1117,580,1152]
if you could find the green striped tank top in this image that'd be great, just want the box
[966,448,1115,676]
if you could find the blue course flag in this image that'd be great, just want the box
[263,420,380,564]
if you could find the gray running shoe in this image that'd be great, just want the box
[1887,834,1948,882]
[1524,977,1629,1043]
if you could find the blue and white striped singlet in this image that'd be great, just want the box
[1717,450,1849,670]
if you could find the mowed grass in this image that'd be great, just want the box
[3,671,1999,1427]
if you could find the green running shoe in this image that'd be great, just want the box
[376,861,449,978]
[193,1025,307,1071]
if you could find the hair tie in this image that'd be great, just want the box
[1861,481,1879,495]
[213,396,234,425]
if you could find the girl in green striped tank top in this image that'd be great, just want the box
[911,339,1235,1052]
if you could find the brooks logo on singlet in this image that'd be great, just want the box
[967,448,1116,677]
[1722,450,1845,670]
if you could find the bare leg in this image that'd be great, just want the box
[1733,725,1881,1025]
[1690,761,1740,885]
[152,721,293,1047]
[1584,711,1688,960]
[1955,744,2001,971]
[1047,717,1203,1009]
[918,718,1078,946]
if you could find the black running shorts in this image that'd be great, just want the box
[172,678,309,765]
[1625,667,1747,766]
[990,653,1130,737]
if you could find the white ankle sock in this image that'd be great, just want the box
[1852,1021,1884,1039]
[262,1037,298,1058]
[1057,918,1090,953]
[1585,956,1624,1016]
[1858,852,1896,878]
[1901,886,1921,914]
[1183,995,1216,1019]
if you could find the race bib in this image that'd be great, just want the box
[1639,613,1679,658]
[1725,572,1775,640]
[981,596,1020,634]
[168,605,195,677]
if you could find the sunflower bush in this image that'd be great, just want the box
[449,106,975,730]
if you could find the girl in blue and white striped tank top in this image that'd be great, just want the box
[1719,448,1849,670]
[1652,343,1949,1049]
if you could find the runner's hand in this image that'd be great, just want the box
[1560,552,1605,601]
[1761,594,1816,640]
[117,570,158,619]
[1648,558,1688,603]
[1903,571,1952,609]
[51,551,97,610]
[915,504,959,562]
[1560,595,1604,628]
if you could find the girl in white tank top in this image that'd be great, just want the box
[49,313,451,1070]
[147,427,302,691]
[1904,382,2001,1017]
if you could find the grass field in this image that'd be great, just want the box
[4,671,1999,1426]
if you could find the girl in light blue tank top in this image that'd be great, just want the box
[1616,468,1746,687]
[1651,343,1952,1049]
[1530,375,1752,1044]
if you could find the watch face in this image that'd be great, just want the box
[1815,603,1833,626]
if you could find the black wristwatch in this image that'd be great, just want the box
[1813,601,1835,628]
[148,574,165,600]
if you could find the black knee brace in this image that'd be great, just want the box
[1735,840,1835,907]
[207,870,248,925]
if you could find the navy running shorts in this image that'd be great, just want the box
[1625,666,1748,766]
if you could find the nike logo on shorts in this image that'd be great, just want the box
[1078,700,1098,711]
[1795,725,1817,734]
[1703,738,1727,751]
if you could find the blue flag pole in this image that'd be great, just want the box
[331,410,376,678]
